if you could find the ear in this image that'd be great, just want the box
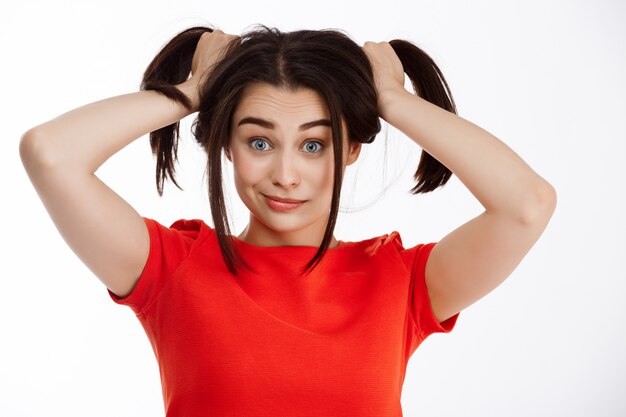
[346,141,362,166]
[224,147,232,162]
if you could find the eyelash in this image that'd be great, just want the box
[248,137,325,154]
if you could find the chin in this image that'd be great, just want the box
[259,215,313,233]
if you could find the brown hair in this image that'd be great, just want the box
[140,24,457,277]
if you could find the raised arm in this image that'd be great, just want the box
[19,80,198,298]
[19,29,238,299]
[363,41,557,323]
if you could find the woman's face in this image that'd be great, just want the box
[226,82,361,247]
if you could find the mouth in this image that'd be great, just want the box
[263,194,306,204]
[262,194,306,211]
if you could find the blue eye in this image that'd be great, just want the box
[249,138,269,151]
[248,138,325,154]
[304,141,324,153]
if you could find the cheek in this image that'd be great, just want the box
[316,157,335,195]
[231,150,264,190]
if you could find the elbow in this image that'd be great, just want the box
[19,128,57,171]
[520,182,558,225]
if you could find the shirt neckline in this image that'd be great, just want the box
[231,234,348,252]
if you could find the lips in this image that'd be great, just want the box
[263,194,306,212]
[264,194,306,203]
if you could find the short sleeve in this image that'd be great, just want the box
[107,217,204,314]
[400,241,460,342]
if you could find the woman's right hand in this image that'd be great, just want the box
[190,29,240,86]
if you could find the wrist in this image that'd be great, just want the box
[378,87,411,122]
[175,79,200,112]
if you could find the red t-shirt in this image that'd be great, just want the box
[108,217,460,416]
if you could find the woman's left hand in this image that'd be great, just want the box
[362,41,406,115]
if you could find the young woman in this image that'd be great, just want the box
[19,25,556,416]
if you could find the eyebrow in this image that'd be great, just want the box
[237,117,331,131]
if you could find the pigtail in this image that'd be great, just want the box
[389,40,457,194]
[140,26,215,196]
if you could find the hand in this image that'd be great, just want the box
[361,41,406,115]
[190,29,240,86]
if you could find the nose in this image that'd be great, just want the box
[271,151,300,189]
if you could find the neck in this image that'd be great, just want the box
[237,220,338,248]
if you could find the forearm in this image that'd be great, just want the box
[21,80,198,173]
[381,89,555,223]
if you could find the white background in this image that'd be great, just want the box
[2,0,625,416]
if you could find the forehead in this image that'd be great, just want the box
[233,83,329,121]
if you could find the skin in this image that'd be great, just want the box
[19,28,556,320]
[225,82,362,249]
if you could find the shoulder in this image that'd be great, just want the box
[353,230,436,273]
[338,231,406,265]
[144,217,215,251]
[345,231,405,258]
[168,218,214,237]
